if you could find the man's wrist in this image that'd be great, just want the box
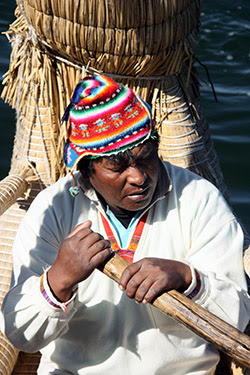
[47,267,74,303]
[40,270,77,315]
[176,262,192,292]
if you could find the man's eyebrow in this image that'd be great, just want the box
[134,149,156,161]
[104,158,127,169]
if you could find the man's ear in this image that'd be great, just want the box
[79,169,90,180]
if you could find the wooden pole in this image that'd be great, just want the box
[99,252,250,368]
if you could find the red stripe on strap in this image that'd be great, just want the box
[100,211,148,262]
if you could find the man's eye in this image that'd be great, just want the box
[107,166,124,173]
[137,157,152,166]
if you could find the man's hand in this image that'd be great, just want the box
[119,258,192,304]
[47,221,112,302]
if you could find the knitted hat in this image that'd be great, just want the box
[63,74,155,169]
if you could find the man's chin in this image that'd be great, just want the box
[120,196,152,212]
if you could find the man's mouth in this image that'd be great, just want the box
[126,187,150,199]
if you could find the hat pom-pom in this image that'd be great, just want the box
[69,172,80,197]
[69,186,80,197]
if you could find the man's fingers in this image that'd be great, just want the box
[78,231,106,251]
[89,246,113,268]
[66,220,92,239]
[126,274,151,300]
[119,262,142,291]
[88,238,111,256]
[82,240,112,277]
[119,259,172,304]
[140,280,163,304]
[124,275,166,304]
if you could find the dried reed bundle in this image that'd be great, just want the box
[0,163,36,216]
[0,175,29,216]
[1,10,73,185]
[1,6,227,195]
[19,0,201,76]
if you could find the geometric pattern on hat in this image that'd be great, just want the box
[63,74,154,169]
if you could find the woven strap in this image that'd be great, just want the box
[100,211,148,262]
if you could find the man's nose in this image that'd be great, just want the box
[126,165,146,185]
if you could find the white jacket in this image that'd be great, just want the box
[1,162,249,375]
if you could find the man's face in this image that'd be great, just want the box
[89,143,159,213]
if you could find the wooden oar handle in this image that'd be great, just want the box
[99,252,250,368]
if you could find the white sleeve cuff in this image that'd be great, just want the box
[40,269,78,315]
[183,263,204,300]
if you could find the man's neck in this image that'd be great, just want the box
[108,206,140,229]
[96,192,140,228]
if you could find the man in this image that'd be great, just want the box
[1,75,249,374]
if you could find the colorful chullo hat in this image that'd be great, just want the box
[63,74,155,169]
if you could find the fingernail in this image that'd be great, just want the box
[135,300,140,304]
[142,299,147,304]
[118,284,124,291]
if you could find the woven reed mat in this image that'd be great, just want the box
[0,203,26,374]
[0,180,44,375]
[0,331,18,375]
[11,351,41,375]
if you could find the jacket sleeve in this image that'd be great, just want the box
[182,178,250,332]
[0,186,78,353]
